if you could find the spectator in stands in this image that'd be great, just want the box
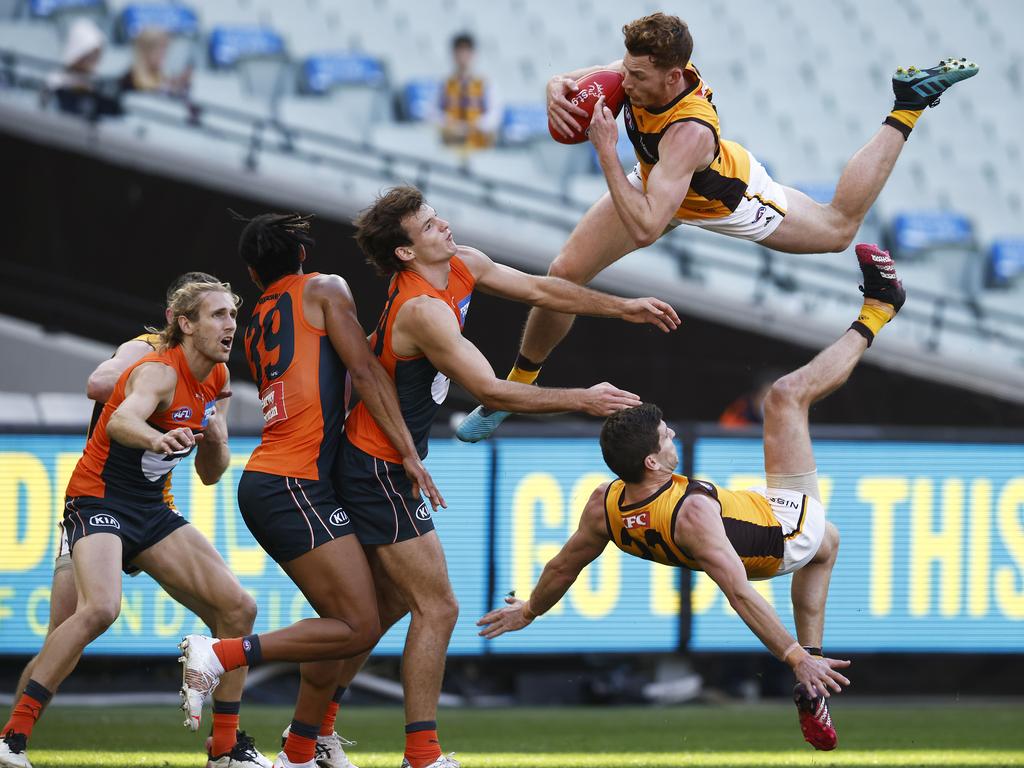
[718,369,783,428]
[439,32,498,150]
[44,17,122,120]
[119,27,192,98]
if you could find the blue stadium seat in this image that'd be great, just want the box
[890,210,975,256]
[208,25,285,70]
[499,103,546,146]
[299,52,386,95]
[114,3,197,43]
[986,239,1024,289]
[400,78,441,122]
[28,0,103,18]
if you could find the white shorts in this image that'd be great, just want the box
[747,486,826,577]
[628,149,788,242]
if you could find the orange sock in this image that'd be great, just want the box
[320,686,345,736]
[211,638,253,672]
[320,702,340,737]
[284,720,318,764]
[404,721,442,768]
[3,681,52,739]
[210,701,240,757]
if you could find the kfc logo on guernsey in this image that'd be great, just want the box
[622,511,650,529]
[171,406,193,422]
[90,514,120,530]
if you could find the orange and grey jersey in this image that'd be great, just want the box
[604,473,785,579]
[67,345,227,503]
[243,272,348,482]
[86,332,177,509]
[345,256,476,464]
[623,62,753,221]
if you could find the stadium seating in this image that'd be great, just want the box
[0,0,1022,400]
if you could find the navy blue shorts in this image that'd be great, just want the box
[62,495,189,573]
[334,438,435,546]
[237,470,354,564]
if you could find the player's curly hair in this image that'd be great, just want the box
[160,282,241,349]
[600,403,664,483]
[353,186,425,277]
[232,210,316,286]
[622,13,693,71]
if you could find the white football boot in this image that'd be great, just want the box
[272,751,316,768]
[281,725,359,768]
[207,730,274,768]
[400,754,460,768]
[0,731,32,768]
[178,634,225,731]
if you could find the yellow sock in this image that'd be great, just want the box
[854,302,894,339]
[884,109,923,140]
[508,365,540,385]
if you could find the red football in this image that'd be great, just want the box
[548,69,626,144]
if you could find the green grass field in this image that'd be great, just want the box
[23,701,1024,768]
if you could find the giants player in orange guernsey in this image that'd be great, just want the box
[2,273,272,768]
[308,185,679,768]
[457,11,976,441]
[479,244,908,752]
[0,281,271,768]
[178,212,441,768]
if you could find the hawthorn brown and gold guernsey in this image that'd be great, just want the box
[604,473,794,579]
[623,62,783,221]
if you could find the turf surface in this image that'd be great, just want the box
[22,701,1024,767]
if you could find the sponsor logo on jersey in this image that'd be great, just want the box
[329,509,350,527]
[415,502,432,521]
[457,293,472,327]
[260,381,288,426]
[172,406,193,421]
[89,514,120,530]
[202,400,217,427]
[622,511,650,529]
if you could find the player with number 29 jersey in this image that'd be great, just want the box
[238,271,352,564]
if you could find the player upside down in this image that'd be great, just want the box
[478,243,907,751]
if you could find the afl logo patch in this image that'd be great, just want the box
[172,406,193,421]
[329,509,350,527]
[89,514,120,530]
[415,502,432,522]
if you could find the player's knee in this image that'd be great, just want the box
[78,601,120,636]
[821,209,858,252]
[764,373,807,416]
[821,522,840,562]
[220,592,258,635]
[547,255,587,285]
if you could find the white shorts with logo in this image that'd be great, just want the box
[747,486,826,578]
[628,149,788,242]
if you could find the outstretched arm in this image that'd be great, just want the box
[405,298,640,416]
[590,100,715,247]
[86,338,155,402]
[457,247,679,331]
[309,275,445,510]
[478,484,611,638]
[680,496,851,697]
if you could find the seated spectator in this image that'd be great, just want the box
[440,32,499,150]
[718,369,783,428]
[44,18,122,120]
[118,27,192,97]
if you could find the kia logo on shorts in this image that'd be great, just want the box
[415,503,431,521]
[171,406,193,421]
[89,514,120,530]
[329,509,350,527]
